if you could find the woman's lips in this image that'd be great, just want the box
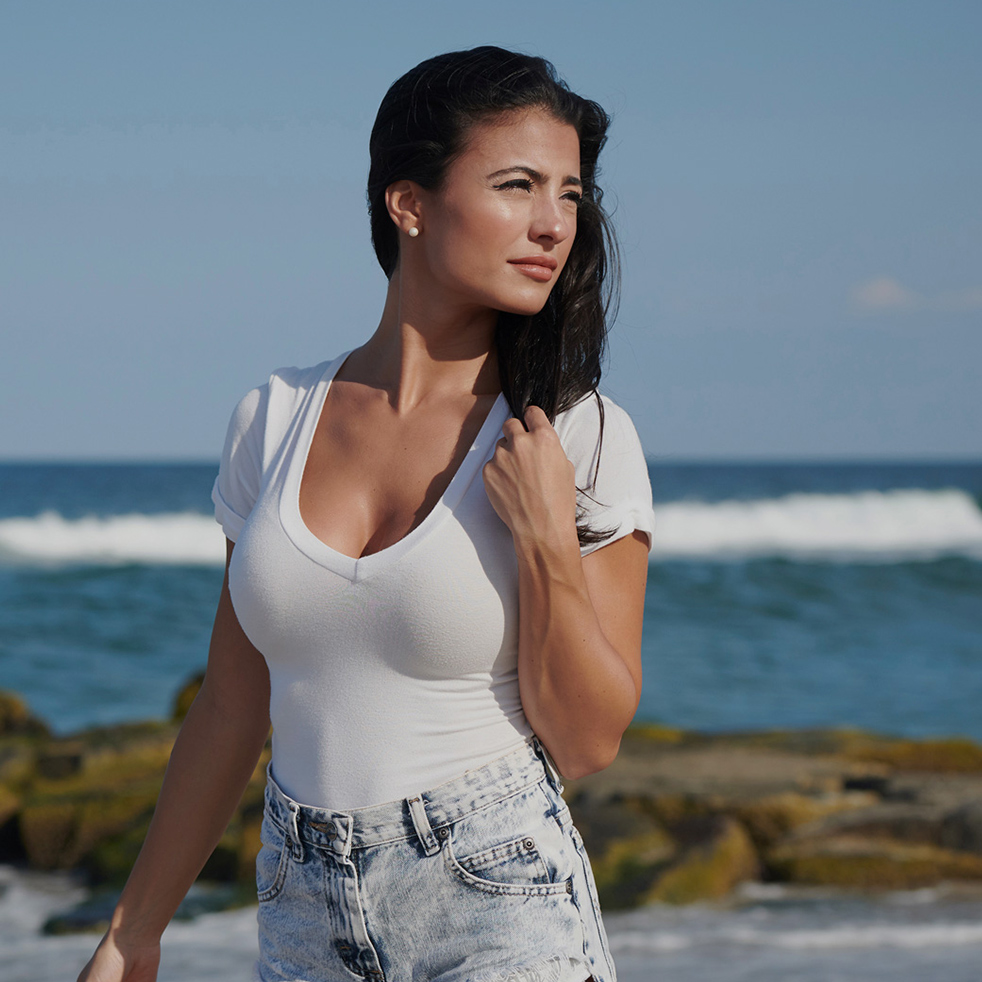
[508,257,557,282]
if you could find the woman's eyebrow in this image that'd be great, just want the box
[486,165,582,186]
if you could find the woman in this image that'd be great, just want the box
[79,46,653,982]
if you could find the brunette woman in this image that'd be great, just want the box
[79,46,654,982]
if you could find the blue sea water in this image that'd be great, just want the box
[1,460,981,738]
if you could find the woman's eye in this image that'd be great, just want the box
[562,190,583,205]
[493,179,533,192]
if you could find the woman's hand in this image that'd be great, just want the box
[483,405,579,550]
[76,929,160,982]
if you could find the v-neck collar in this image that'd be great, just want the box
[279,353,508,584]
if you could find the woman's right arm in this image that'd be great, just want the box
[78,540,270,982]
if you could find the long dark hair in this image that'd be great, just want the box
[367,46,619,545]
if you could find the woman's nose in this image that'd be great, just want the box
[530,197,573,244]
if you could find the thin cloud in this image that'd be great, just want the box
[852,277,982,314]
[937,287,982,312]
[852,277,919,311]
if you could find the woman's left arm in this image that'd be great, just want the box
[483,406,649,780]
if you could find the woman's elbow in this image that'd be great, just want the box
[554,736,622,782]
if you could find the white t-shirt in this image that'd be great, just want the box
[212,352,654,810]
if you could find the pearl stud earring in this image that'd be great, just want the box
[407,227,419,238]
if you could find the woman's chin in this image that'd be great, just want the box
[495,295,552,318]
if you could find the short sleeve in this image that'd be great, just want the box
[555,394,655,557]
[211,383,269,542]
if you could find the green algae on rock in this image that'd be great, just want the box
[643,815,759,905]
[8,689,982,920]
[0,690,50,739]
[567,722,982,904]
[767,836,982,889]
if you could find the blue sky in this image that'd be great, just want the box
[2,0,979,460]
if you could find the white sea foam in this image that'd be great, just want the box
[609,919,982,953]
[0,865,259,982]
[0,511,225,566]
[651,488,982,561]
[734,921,982,949]
[1,488,980,566]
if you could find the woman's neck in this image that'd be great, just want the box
[341,270,500,412]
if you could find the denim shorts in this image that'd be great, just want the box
[253,737,615,982]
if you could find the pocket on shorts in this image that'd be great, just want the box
[255,811,290,904]
[444,785,575,897]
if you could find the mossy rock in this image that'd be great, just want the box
[84,814,154,885]
[36,741,86,780]
[591,828,677,909]
[18,799,78,869]
[645,815,760,905]
[569,796,678,909]
[625,723,687,745]
[636,794,718,828]
[84,742,270,886]
[767,836,982,889]
[69,721,178,764]
[0,784,21,825]
[788,802,948,848]
[569,795,668,858]
[0,782,22,828]
[0,690,49,738]
[171,671,206,722]
[20,785,161,871]
[733,791,880,849]
[0,736,41,788]
[18,728,172,872]
[657,729,982,775]
[941,800,982,854]
[839,736,982,774]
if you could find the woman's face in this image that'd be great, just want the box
[414,109,582,316]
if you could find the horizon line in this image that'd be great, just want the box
[1,454,981,467]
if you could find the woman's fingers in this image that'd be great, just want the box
[523,405,551,431]
[500,416,527,441]
[498,406,552,446]
[484,405,577,542]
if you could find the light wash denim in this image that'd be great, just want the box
[253,737,615,982]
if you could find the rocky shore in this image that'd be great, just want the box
[3,681,982,933]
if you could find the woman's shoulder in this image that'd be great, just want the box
[554,390,654,554]
[213,356,345,540]
[220,354,345,466]
[264,356,340,407]
[228,355,344,430]
[553,391,646,464]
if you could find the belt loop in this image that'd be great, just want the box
[335,815,353,860]
[286,801,305,862]
[532,735,565,795]
[406,795,441,857]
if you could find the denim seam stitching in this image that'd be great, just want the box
[443,838,574,898]
[256,834,291,904]
[333,774,547,851]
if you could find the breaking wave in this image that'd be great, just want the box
[1,488,981,566]
[651,488,982,561]
[0,511,225,566]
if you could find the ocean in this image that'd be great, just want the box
[1,459,981,979]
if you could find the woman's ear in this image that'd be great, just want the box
[385,180,424,237]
